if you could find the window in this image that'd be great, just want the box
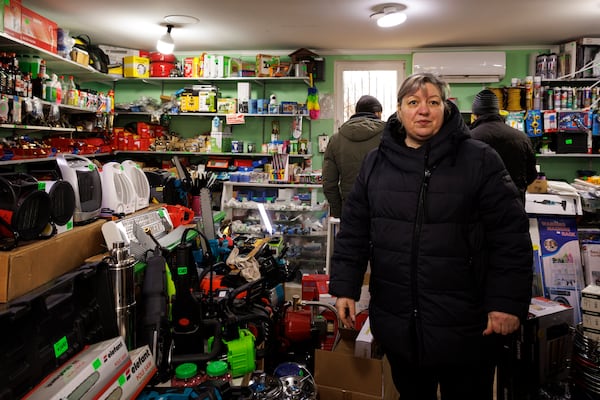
[333,60,405,131]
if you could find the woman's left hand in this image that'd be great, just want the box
[483,311,520,336]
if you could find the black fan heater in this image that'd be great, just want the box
[0,173,52,249]
[30,170,77,228]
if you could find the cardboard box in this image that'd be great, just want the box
[525,193,582,215]
[302,273,329,301]
[97,345,156,400]
[0,219,105,302]
[581,241,600,286]
[354,317,378,359]
[497,297,573,399]
[314,329,398,400]
[98,45,140,66]
[20,5,57,53]
[23,336,130,400]
[123,55,150,78]
[582,284,600,312]
[70,47,89,66]
[2,0,21,39]
[535,216,585,324]
[527,179,548,194]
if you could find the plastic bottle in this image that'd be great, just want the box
[66,75,78,106]
[46,73,57,102]
[57,75,65,104]
[205,360,232,383]
[170,362,206,387]
[211,116,220,132]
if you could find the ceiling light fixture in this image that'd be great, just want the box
[156,24,175,54]
[156,15,199,55]
[370,4,407,28]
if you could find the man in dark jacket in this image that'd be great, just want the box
[322,95,385,218]
[329,73,532,400]
[470,89,538,202]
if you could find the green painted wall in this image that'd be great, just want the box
[85,47,600,181]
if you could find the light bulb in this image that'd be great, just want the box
[156,25,175,54]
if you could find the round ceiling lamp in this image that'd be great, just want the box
[370,4,407,28]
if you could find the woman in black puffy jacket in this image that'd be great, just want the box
[329,73,533,400]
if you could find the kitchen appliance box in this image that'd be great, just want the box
[0,219,105,302]
[314,329,398,400]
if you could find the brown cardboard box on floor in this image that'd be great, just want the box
[0,219,105,302]
[314,328,399,400]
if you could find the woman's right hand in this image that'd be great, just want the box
[335,297,357,329]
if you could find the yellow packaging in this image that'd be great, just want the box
[180,93,199,112]
[123,55,149,78]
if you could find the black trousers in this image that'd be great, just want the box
[385,347,497,400]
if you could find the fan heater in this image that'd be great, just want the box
[0,172,52,249]
[56,154,102,224]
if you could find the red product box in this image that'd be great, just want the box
[20,6,57,53]
[302,274,329,301]
[3,0,21,39]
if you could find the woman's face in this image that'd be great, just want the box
[397,82,445,148]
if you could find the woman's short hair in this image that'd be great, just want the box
[397,73,450,105]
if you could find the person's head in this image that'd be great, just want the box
[396,73,449,148]
[471,89,500,118]
[355,95,383,118]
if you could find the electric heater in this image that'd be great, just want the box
[56,153,103,224]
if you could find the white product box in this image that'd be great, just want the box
[237,82,251,101]
[354,317,376,359]
[581,241,600,286]
[582,284,600,312]
[23,336,130,400]
[526,193,582,216]
[97,345,156,400]
[537,217,585,290]
[582,309,600,330]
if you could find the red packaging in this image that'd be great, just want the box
[20,5,57,53]
[150,62,176,77]
[149,51,176,63]
[3,0,21,39]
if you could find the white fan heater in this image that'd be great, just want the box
[121,159,150,211]
[100,162,137,216]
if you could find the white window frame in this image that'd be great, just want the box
[333,60,406,131]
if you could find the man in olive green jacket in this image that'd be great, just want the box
[322,95,385,218]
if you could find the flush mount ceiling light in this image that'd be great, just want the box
[370,3,407,28]
[156,15,199,54]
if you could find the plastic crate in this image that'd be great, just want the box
[0,262,118,400]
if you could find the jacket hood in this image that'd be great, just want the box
[339,115,385,142]
[379,101,471,170]
[470,113,505,129]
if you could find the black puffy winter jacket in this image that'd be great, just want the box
[329,102,533,367]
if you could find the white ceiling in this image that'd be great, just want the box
[19,0,600,54]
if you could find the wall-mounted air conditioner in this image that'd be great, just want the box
[412,51,506,83]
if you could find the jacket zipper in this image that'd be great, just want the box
[410,152,433,363]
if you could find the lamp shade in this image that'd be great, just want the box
[377,8,407,27]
